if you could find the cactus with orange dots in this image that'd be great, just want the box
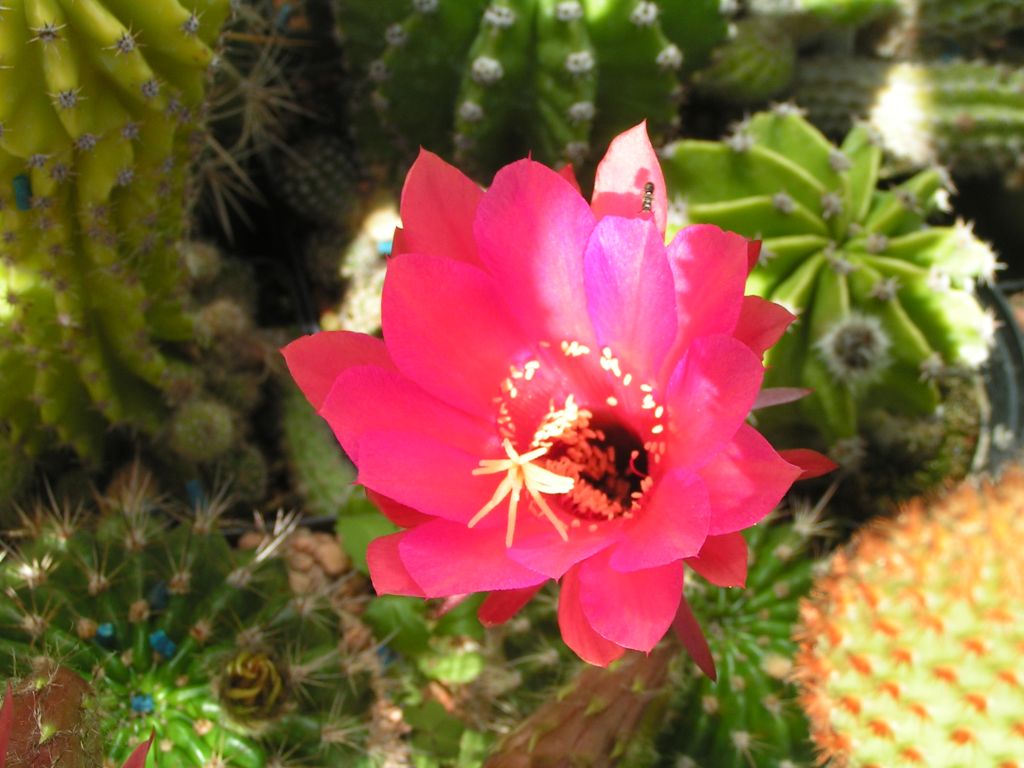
[0,0,231,474]
[794,469,1024,767]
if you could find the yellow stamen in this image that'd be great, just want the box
[470,439,573,546]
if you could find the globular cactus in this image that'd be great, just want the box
[661,108,997,447]
[0,0,230,467]
[793,58,1024,182]
[794,469,1024,767]
[335,0,720,179]
[654,505,830,768]
[0,467,374,767]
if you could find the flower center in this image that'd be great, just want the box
[470,341,666,546]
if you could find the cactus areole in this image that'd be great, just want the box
[284,123,834,672]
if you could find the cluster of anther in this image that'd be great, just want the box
[472,341,666,546]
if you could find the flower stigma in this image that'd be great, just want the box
[470,342,666,547]
[470,438,574,547]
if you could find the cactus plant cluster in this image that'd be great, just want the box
[334,0,728,180]
[0,467,375,767]
[661,108,997,448]
[794,469,1024,767]
[653,505,831,768]
[0,0,234,487]
[794,58,1024,182]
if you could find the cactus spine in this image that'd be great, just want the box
[661,108,997,446]
[0,0,231,467]
[795,470,1024,767]
[0,468,373,767]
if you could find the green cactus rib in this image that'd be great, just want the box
[335,0,702,179]
[0,0,229,463]
[0,473,373,767]
[793,58,1024,180]
[661,108,996,445]
[795,470,1024,767]
[692,17,797,105]
[654,512,824,768]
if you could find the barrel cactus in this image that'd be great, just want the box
[794,469,1024,767]
[794,58,1024,182]
[0,0,231,468]
[334,0,726,179]
[0,468,374,767]
[660,107,997,448]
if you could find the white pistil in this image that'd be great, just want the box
[470,439,573,546]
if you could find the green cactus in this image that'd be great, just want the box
[281,377,355,518]
[794,469,1024,767]
[275,133,360,226]
[793,58,1024,181]
[661,108,997,447]
[0,0,231,467]
[0,468,375,767]
[692,17,797,105]
[334,0,722,179]
[653,507,829,768]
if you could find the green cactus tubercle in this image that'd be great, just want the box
[0,472,372,767]
[0,0,230,464]
[661,108,997,445]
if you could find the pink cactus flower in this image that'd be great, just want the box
[283,124,833,672]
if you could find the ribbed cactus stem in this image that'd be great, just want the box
[485,642,675,768]
[793,58,1024,180]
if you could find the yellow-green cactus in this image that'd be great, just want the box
[0,0,230,463]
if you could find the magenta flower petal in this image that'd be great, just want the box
[398,520,547,597]
[583,216,677,380]
[366,490,432,528]
[666,334,764,469]
[356,432,501,526]
[320,365,493,461]
[699,424,802,535]
[557,163,582,193]
[591,121,667,236]
[733,295,796,357]
[665,225,751,364]
[282,331,394,410]
[673,591,716,680]
[685,532,748,588]
[506,514,622,580]
[382,253,532,416]
[478,584,546,627]
[608,469,710,572]
[399,148,483,265]
[474,158,596,343]
[578,552,683,652]
[368,531,426,596]
[778,449,838,479]
[558,565,626,667]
